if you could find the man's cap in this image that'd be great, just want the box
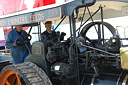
[45,21,52,25]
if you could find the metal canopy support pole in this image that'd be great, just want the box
[71,13,76,43]
[68,14,76,63]
[28,25,33,34]
[101,7,104,45]
[11,26,13,30]
[71,13,81,85]
[98,24,101,40]
[38,23,40,41]
[39,22,41,41]
[69,16,73,43]
[38,22,41,41]
[69,15,74,63]
[54,16,66,31]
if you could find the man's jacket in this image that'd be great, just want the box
[41,30,57,40]
[5,29,30,64]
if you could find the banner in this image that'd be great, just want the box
[0,7,61,27]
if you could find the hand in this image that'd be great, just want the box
[24,39,28,43]
[13,41,17,47]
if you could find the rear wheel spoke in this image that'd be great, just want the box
[5,80,11,85]
[16,74,22,85]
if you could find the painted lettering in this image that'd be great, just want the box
[38,14,41,21]
[48,8,58,19]
[0,20,6,26]
[41,13,44,20]
[30,16,33,22]
[7,16,28,25]
[24,16,28,23]
[30,13,44,22]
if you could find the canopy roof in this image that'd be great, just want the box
[0,0,128,27]
[0,0,95,27]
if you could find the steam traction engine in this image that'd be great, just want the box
[0,0,128,85]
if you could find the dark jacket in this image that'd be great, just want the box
[41,30,57,41]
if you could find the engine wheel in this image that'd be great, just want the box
[80,21,116,37]
[80,21,116,48]
[0,62,52,85]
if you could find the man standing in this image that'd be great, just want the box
[41,21,57,41]
[5,25,31,64]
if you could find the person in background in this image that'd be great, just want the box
[41,21,57,41]
[41,21,66,41]
[5,25,31,64]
